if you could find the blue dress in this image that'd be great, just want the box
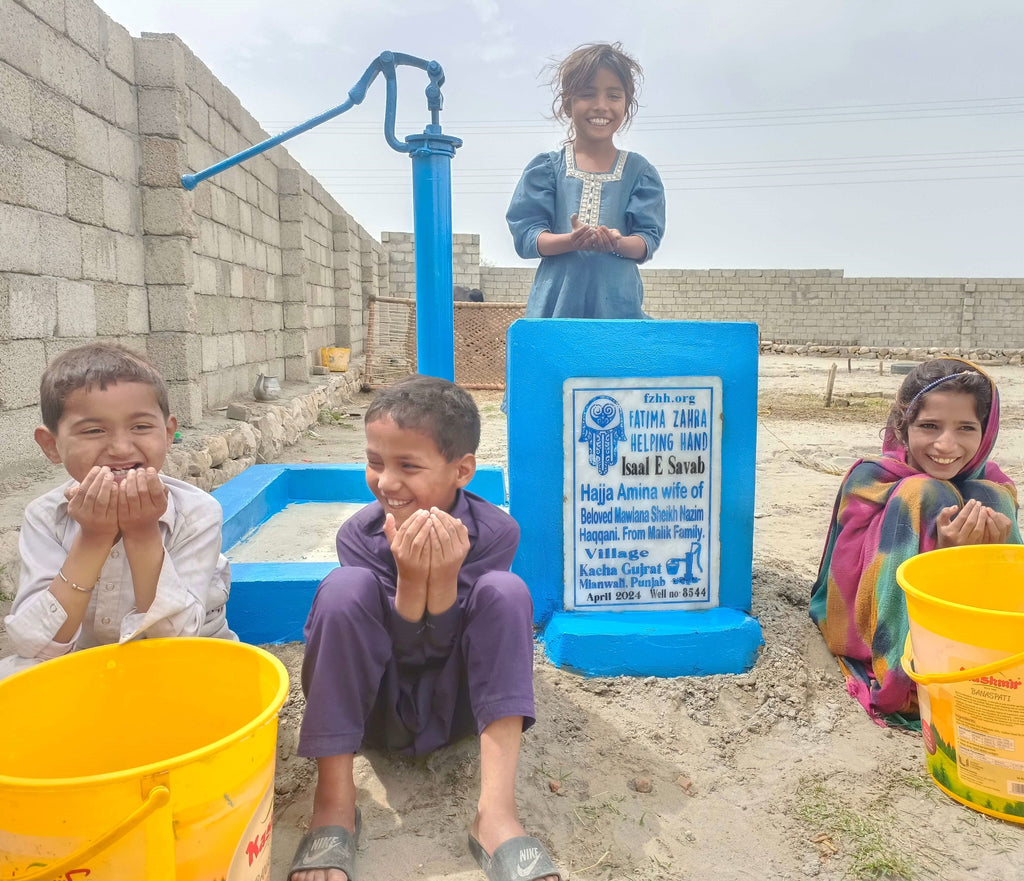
[506,145,665,318]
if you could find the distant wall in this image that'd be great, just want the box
[477,262,1023,350]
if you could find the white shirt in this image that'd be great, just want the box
[2,474,235,677]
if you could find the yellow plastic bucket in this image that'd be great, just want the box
[0,638,289,879]
[898,545,1024,825]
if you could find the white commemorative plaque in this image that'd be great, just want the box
[563,377,722,612]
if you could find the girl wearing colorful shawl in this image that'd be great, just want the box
[810,359,1022,723]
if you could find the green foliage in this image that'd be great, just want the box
[794,776,917,880]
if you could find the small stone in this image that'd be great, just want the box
[227,402,252,421]
[675,774,694,794]
[632,777,653,793]
[548,779,561,794]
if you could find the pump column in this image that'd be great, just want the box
[406,127,462,381]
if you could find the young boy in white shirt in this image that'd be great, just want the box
[1,342,235,679]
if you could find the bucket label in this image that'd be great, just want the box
[950,657,1024,805]
[227,783,275,880]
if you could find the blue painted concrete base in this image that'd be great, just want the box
[542,608,763,677]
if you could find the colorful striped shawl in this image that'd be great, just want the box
[809,365,1020,722]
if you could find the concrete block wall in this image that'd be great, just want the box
[383,231,480,297]
[477,265,1024,350]
[0,0,147,469]
[0,5,387,474]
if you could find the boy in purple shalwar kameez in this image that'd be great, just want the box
[289,376,563,881]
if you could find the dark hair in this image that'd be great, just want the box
[365,374,480,460]
[39,342,170,432]
[889,358,992,443]
[548,42,643,140]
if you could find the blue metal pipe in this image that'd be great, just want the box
[407,127,462,380]
[178,53,461,382]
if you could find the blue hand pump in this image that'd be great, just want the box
[181,52,462,380]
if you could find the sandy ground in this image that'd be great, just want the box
[260,356,1024,881]
[3,354,1024,879]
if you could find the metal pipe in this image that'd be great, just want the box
[179,52,460,381]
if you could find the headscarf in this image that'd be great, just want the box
[809,359,1020,720]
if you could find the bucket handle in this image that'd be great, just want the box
[12,785,171,881]
[901,633,1024,685]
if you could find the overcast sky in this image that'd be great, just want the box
[96,0,1024,278]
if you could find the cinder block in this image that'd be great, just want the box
[0,204,41,273]
[78,55,116,124]
[93,282,130,335]
[166,380,202,426]
[114,232,144,286]
[1,1,44,79]
[141,186,194,236]
[107,127,137,182]
[144,235,193,285]
[73,106,110,174]
[148,332,200,382]
[110,75,136,132]
[244,330,267,363]
[80,224,118,281]
[0,403,47,471]
[66,163,104,224]
[282,329,306,358]
[1,274,54,339]
[0,339,46,409]
[188,90,209,139]
[217,332,234,366]
[65,0,103,57]
[16,142,66,215]
[0,64,34,141]
[140,136,186,187]
[138,87,187,139]
[56,279,96,337]
[126,285,150,334]
[282,353,309,382]
[134,34,186,89]
[30,84,75,158]
[103,175,134,233]
[200,333,218,371]
[284,303,308,329]
[102,16,135,79]
[231,332,246,366]
[207,108,225,153]
[37,214,83,278]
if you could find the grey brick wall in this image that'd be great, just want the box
[476,266,1023,350]
[0,4,386,471]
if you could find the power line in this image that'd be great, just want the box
[313,172,1024,196]
[259,95,1024,135]
[307,148,1024,180]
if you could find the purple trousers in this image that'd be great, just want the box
[298,566,536,758]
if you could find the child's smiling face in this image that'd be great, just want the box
[569,66,626,149]
[35,381,176,484]
[364,416,474,529]
[904,390,983,479]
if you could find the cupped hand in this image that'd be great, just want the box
[936,499,992,548]
[384,508,433,584]
[427,507,470,582]
[67,466,119,540]
[569,214,598,251]
[117,467,169,536]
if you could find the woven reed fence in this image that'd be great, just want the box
[365,297,525,389]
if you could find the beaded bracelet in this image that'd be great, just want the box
[58,567,96,593]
